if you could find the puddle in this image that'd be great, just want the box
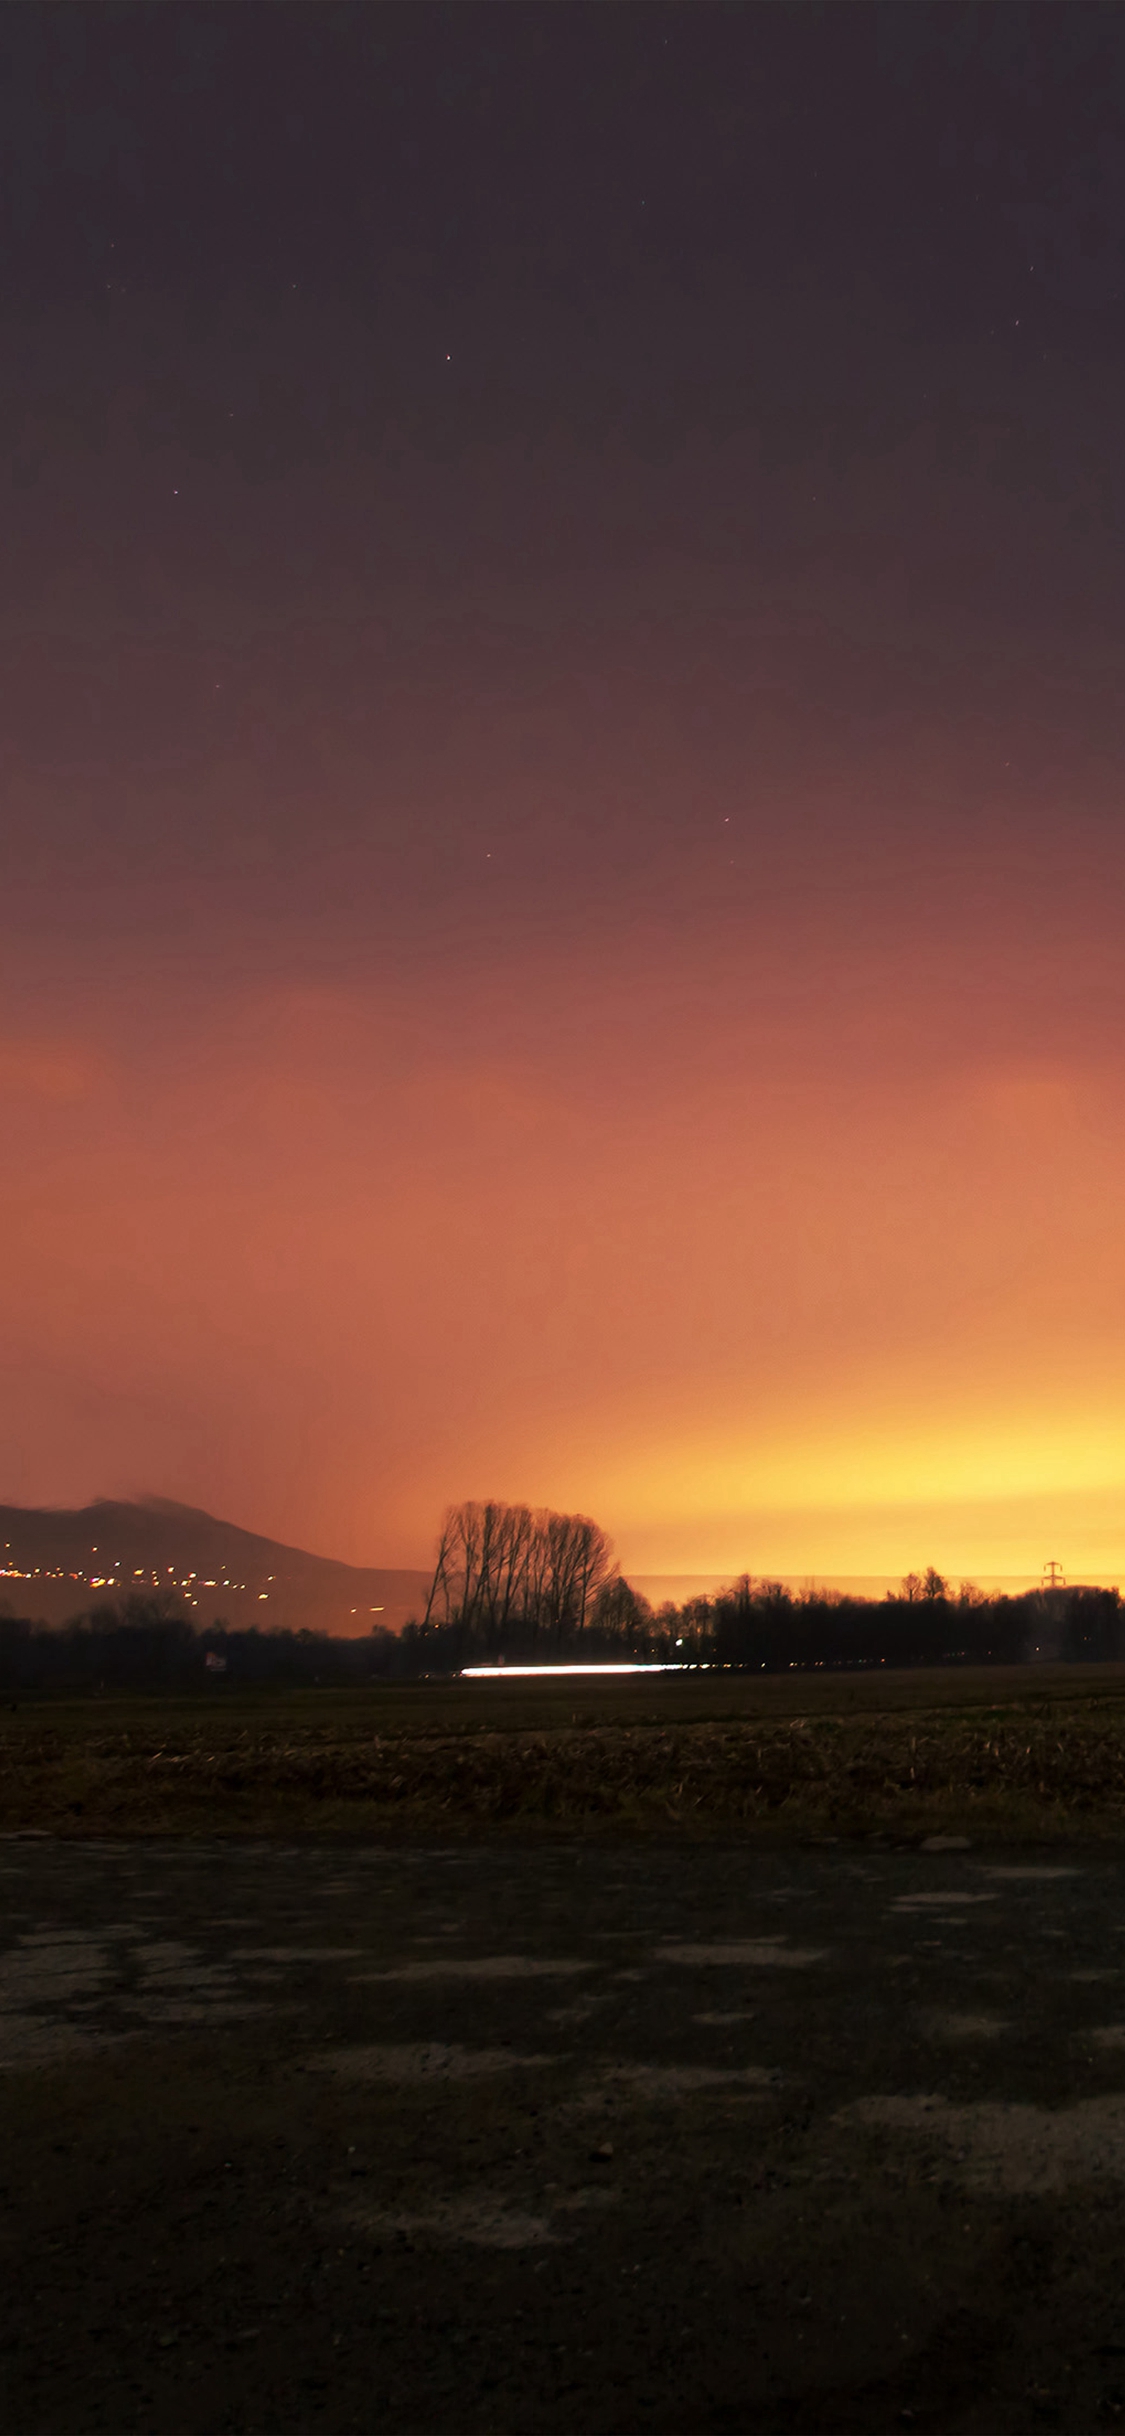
[597,2062,778,2096]
[656,1942,826,1968]
[919,2011,1010,2040]
[311,2042,562,2082]
[842,2092,1125,2194]
[0,2014,129,2068]
[354,1956,593,1983]
[141,1964,235,1989]
[980,1868,1080,1883]
[343,2195,558,2248]
[24,1927,134,1943]
[891,1893,998,1911]
[0,1939,114,2007]
[228,1947,365,1963]
[127,1998,276,2024]
[552,2186,620,2213]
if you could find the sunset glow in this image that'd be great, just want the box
[5,9,1125,1596]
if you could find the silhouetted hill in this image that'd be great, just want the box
[0,1498,429,1637]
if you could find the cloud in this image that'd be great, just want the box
[0,1039,105,1100]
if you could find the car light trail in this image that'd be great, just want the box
[459,1662,689,1678]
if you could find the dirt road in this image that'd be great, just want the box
[3,1834,1125,2432]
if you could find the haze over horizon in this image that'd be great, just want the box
[6,6,1125,1586]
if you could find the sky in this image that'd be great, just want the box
[5,1,1125,1586]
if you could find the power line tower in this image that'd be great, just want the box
[1042,1559,1066,1590]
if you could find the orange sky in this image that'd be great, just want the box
[6,623,1125,1587]
[6,8,1125,1591]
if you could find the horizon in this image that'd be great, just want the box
[1,1492,1116,1615]
[6,1488,1123,1605]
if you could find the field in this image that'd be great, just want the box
[8,1661,1125,1840]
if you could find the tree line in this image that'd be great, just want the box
[0,1601,407,1692]
[0,1504,1122,1688]
[655,1572,1125,1671]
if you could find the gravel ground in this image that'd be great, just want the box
[3,1833,1125,2432]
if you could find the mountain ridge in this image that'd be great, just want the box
[0,1497,430,1637]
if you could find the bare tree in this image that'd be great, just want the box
[423,1501,534,1649]
[422,1506,462,1629]
[423,1500,616,1650]
[897,1566,949,1605]
[592,1576,652,1645]
[518,1508,617,1643]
